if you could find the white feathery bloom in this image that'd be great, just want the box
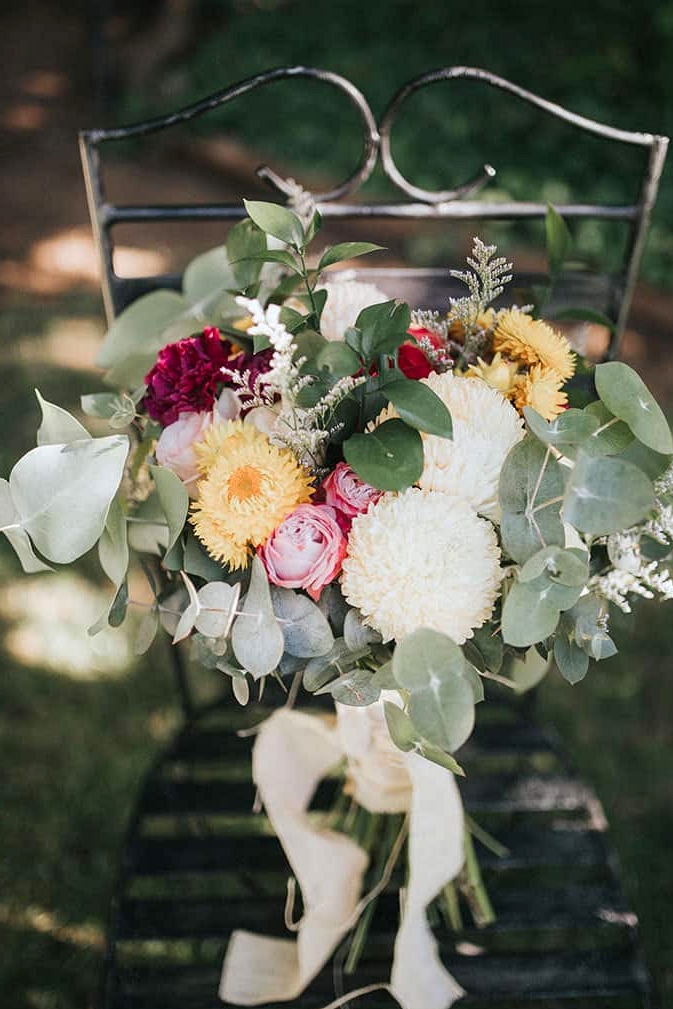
[341,488,502,644]
[417,372,524,521]
[317,278,388,342]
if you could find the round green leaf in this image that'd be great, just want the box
[149,465,189,555]
[523,406,597,455]
[231,556,284,679]
[499,436,565,564]
[36,389,90,445]
[343,419,423,491]
[519,546,589,587]
[382,379,453,438]
[392,628,477,753]
[501,578,562,647]
[595,361,673,455]
[563,451,655,535]
[582,401,634,457]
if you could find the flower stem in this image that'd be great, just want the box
[458,827,495,927]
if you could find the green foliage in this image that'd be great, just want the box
[231,556,284,678]
[563,451,655,534]
[6,436,128,565]
[343,419,424,491]
[36,389,90,445]
[381,378,453,437]
[243,199,305,248]
[226,219,267,290]
[346,300,411,363]
[595,361,673,456]
[392,628,480,752]
[545,203,572,279]
[499,436,565,564]
[148,464,189,555]
[317,242,384,271]
[270,586,334,657]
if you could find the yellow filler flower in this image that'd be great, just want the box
[493,310,576,381]
[512,364,569,421]
[191,421,313,570]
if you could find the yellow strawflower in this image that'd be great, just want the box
[190,421,313,570]
[512,365,568,421]
[493,310,576,381]
[465,352,519,396]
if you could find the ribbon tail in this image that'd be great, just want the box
[220,708,368,1005]
[390,751,465,1009]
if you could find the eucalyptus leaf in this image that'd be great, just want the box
[149,464,189,555]
[270,586,334,658]
[127,492,168,555]
[523,406,598,456]
[383,700,417,752]
[36,389,90,445]
[469,625,503,674]
[108,580,129,628]
[499,436,565,564]
[135,609,159,655]
[381,379,453,438]
[0,479,52,573]
[243,200,305,248]
[10,435,128,564]
[232,677,251,706]
[519,545,589,587]
[618,438,672,480]
[343,608,382,651]
[370,661,397,690]
[98,494,129,590]
[563,451,655,535]
[231,556,284,678]
[501,577,563,647]
[392,628,477,753]
[195,581,241,638]
[96,289,190,385]
[553,635,590,684]
[595,361,673,455]
[183,244,237,303]
[505,647,551,693]
[343,419,423,492]
[173,571,202,643]
[324,667,381,706]
[417,742,465,777]
[303,638,368,691]
[318,242,384,271]
[582,401,634,456]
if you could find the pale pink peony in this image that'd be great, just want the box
[259,504,347,601]
[320,462,382,528]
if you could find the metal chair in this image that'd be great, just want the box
[80,67,666,1009]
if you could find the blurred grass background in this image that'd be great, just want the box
[1,1,673,1006]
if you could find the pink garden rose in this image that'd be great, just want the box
[259,504,347,601]
[320,462,383,527]
[155,411,215,491]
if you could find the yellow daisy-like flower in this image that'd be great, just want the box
[194,421,250,476]
[493,310,576,381]
[465,352,520,396]
[512,364,568,421]
[190,421,313,569]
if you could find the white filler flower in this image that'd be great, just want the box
[419,372,524,521]
[341,488,502,644]
[317,279,388,341]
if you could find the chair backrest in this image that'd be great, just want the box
[80,65,669,358]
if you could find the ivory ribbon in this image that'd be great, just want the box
[220,701,465,1009]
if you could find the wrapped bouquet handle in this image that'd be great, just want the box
[220,705,466,1009]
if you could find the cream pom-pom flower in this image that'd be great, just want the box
[418,372,524,521]
[317,278,388,342]
[341,488,502,644]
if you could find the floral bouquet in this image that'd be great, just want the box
[3,200,673,1009]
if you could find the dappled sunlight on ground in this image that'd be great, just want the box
[0,902,104,951]
[0,226,170,298]
[0,572,136,678]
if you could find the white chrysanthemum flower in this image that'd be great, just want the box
[317,279,388,342]
[341,488,502,643]
[419,372,524,521]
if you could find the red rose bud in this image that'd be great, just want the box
[143,328,244,427]
[398,325,445,380]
